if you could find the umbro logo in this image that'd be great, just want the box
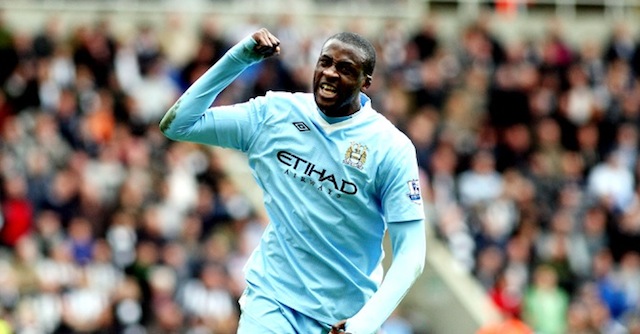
[293,122,310,132]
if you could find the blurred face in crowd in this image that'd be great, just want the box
[313,39,371,117]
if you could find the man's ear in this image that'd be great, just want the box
[361,74,372,91]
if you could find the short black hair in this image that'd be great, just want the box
[326,32,376,77]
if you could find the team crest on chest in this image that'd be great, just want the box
[343,142,368,170]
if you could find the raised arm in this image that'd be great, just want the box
[159,28,280,140]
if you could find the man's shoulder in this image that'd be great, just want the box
[264,90,313,102]
[250,91,314,122]
[366,112,415,149]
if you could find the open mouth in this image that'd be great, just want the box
[318,83,337,98]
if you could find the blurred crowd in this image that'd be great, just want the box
[0,7,640,334]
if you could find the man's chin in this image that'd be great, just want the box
[314,97,334,113]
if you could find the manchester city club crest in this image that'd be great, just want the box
[343,142,368,170]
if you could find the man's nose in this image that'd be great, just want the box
[323,66,339,78]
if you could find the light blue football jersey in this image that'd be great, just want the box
[161,35,425,325]
[198,91,424,324]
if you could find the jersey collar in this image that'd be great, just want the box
[314,93,373,131]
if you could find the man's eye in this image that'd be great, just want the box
[319,59,331,67]
[338,66,356,76]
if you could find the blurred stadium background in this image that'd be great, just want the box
[0,0,640,333]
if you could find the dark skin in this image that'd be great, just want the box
[252,28,281,57]
[252,28,372,118]
[313,39,372,117]
[330,320,348,334]
[252,29,365,334]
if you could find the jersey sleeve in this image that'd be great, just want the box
[159,34,266,149]
[378,140,425,223]
[186,96,266,152]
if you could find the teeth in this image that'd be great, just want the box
[320,84,336,92]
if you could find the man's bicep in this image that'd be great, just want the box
[184,98,264,151]
[380,145,425,222]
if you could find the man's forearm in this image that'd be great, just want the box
[159,35,262,139]
[346,219,426,334]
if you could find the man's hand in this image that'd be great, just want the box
[252,28,280,58]
[329,320,349,334]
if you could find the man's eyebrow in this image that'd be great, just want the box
[320,56,358,67]
[320,53,357,62]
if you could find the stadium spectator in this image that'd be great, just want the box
[522,264,569,334]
